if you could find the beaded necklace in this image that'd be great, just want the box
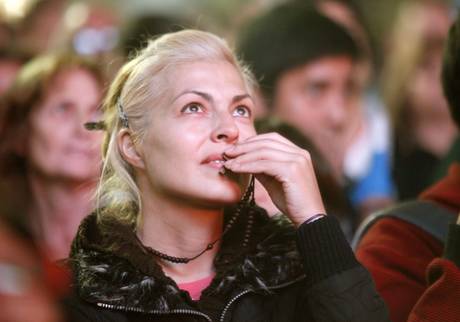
[140,176,255,264]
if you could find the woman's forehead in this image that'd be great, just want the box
[165,61,249,97]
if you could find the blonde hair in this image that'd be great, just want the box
[381,0,450,132]
[97,29,256,224]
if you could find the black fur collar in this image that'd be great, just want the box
[69,206,304,312]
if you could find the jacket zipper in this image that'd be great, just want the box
[219,289,252,322]
[218,274,306,322]
[96,275,307,322]
[97,302,213,321]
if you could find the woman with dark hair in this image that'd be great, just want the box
[64,29,388,321]
[0,53,105,261]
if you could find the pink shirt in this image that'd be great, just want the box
[178,275,214,301]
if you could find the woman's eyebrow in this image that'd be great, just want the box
[232,94,253,104]
[172,90,253,104]
[172,90,213,103]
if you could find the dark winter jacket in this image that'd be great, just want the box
[64,206,389,322]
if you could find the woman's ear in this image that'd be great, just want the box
[117,129,145,169]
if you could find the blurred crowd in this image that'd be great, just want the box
[1,0,459,321]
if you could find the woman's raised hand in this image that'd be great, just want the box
[224,132,326,227]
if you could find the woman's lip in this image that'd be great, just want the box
[202,153,226,164]
[204,159,225,169]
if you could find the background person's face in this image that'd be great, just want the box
[273,55,361,177]
[27,68,103,182]
[138,60,256,208]
[407,46,449,123]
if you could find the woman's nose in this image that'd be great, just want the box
[325,94,349,132]
[211,113,239,143]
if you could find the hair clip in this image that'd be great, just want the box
[84,121,106,131]
[117,99,129,128]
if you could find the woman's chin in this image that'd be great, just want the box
[50,169,99,183]
[203,185,242,207]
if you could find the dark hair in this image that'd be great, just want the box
[441,17,460,128]
[315,0,379,67]
[0,48,31,64]
[120,15,186,58]
[237,3,361,101]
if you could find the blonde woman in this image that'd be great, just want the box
[65,30,388,322]
[382,0,457,200]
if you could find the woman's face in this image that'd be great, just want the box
[138,60,256,208]
[27,68,103,182]
[407,3,451,120]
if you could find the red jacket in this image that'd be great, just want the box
[356,164,460,322]
[408,258,460,322]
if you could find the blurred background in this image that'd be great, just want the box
[1,1,460,321]
[0,0,456,58]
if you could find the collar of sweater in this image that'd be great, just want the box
[421,163,460,212]
[69,205,304,312]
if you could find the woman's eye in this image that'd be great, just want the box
[233,105,251,118]
[53,102,73,115]
[304,82,326,98]
[181,103,204,114]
